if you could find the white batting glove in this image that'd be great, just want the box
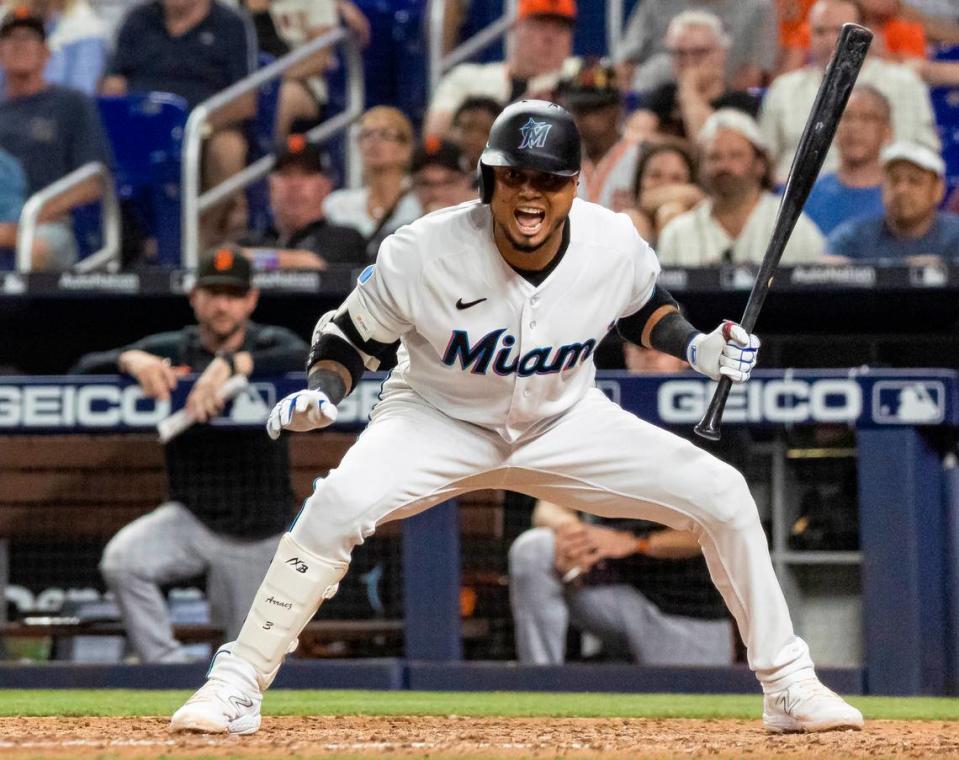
[687,320,760,383]
[266,389,338,440]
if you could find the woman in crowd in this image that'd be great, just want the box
[322,105,421,258]
[624,139,704,245]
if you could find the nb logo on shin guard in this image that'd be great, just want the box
[286,557,308,573]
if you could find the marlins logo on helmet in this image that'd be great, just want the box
[518,118,552,149]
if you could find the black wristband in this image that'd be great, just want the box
[648,311,700,361]
[307,368,348,405]
[215,350,236,376]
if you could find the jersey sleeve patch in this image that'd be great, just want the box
[358,264,375,285]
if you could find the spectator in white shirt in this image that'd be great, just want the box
[657,109,824,266]
[425,0,578,137]
[759,0,939,184]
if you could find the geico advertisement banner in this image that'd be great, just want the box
[0,376,388,431]
[655,378,863,424]
[0,370,955,431]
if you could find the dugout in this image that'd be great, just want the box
[0,365,956,697]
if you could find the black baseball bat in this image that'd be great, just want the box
[694,23,873,441]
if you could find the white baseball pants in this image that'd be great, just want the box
[288,387,814,687]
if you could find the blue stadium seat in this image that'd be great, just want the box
[930,85,959,195]
[71,202,104,260]
[97,92,189,266]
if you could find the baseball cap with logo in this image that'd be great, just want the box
[411,136,470,175]
[0,7,45,40]
[881,140,946,177]
[195,245,252,292]
[518,0,576,22]
[558,58,620,111]
[273,133,333,175]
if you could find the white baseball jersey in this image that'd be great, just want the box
[347,198,660,442]
[237,196,817,698]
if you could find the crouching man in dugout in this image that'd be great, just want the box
[171,100,864,734]
[72,248,307,663]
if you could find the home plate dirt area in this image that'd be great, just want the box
[0,716,956,759]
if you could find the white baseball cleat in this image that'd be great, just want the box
[170,645,262,735]
[762,677,864,733]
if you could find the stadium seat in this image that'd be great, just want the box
[930,86,959,196]
[97,92,189,266]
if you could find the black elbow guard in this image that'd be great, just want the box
[333,310,400,365]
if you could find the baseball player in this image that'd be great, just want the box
[171,100,863,735]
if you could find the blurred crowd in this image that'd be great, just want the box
[2,0,959,273]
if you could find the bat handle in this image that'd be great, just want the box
[694,376,733,441]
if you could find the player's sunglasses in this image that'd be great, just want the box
[495,167,575,193]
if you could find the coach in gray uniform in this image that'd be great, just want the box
[510,500,733,665]
[72,248,306,663]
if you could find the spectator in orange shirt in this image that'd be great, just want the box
[857,0,927,60]
[778,0,817,72]
[779,0,927,67]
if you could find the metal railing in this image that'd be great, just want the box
[16,161,120,274]
[607,0,625,62]
[427,0,517,95]
[181,26,365,270]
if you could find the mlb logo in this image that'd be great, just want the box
[908,263,948,288]
[0,273,25,295]
[170,270,194,294]
[720,265,754,290]
[227,383,276,423]
[872,381,945,424]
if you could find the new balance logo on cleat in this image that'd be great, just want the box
[228,695,254,711]
[776,691,798,716]
[286,557,308,573]
[763,677,864,733]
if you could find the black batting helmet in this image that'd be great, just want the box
[478,99,581,203]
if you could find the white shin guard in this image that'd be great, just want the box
[231,533,348,690]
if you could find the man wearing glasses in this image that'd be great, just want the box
[759,0,938,184]
[616,0,777,92]
[633,10,762,143]
[410,137,475,215]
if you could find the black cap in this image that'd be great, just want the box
[0,7,45,40]
[558,58,621,111]
[195,245,252,291]
[411,136,470,174]
[273,133,331,174]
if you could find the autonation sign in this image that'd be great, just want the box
[657,378,862,425]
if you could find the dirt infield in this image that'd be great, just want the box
[0,716,957,759]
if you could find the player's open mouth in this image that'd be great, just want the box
[514,207,545,236]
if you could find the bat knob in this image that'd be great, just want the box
[694,419,722,441]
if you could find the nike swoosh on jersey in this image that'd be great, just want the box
[455,297,487,310]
